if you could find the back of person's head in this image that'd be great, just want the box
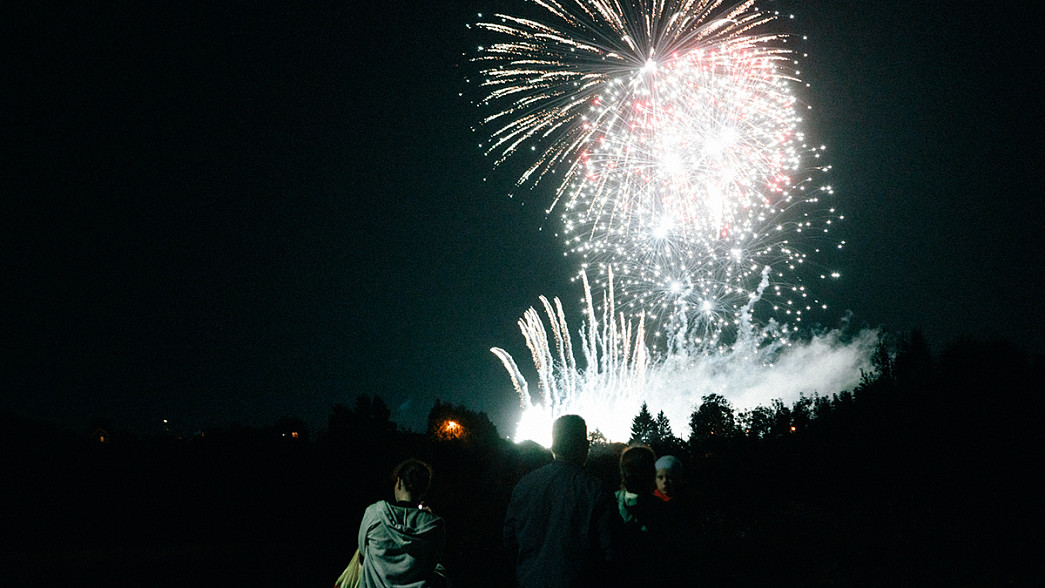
[619,445,656,494]
[392,458,433,497]
[551,414,589,464]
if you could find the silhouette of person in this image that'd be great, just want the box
[503,414,618,588]
[651,454,696,583]
[357,459,447,588]
[614,445,670,584]
[615,445,661,531]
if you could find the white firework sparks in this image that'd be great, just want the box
[476,0,785,203]
[473,1,855,443]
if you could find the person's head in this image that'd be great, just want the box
[551,414,589,464]
[654,455,682,498]
[619,445,656,494]
[392,458,433,503]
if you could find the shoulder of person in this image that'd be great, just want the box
[515,461,557,486]
[421,509,445,525]
[363,500,389,518]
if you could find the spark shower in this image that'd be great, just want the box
[472,0,873,444]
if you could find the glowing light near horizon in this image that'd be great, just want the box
[437,419,465,441]
[492,271,649,444]
[492,270,874,444]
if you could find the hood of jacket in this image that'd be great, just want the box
[376,500,443,550]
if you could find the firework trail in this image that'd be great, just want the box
[490,267,872,445]
[473,1,859,442]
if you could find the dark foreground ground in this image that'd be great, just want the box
[2,423,1039,587]
[3,340,1042,586]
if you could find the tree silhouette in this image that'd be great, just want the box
[739,404,774,439]
[650,410,687,456]
[689,393,738,447]
[812,392,833,422]
[588,428,609,447]
[629,402,656,444]
[894,329,932,387]
[653,410,673,442]
[628,403,681,451]
[791,394,813,433]
[426,399,500,447]
[326,394,396,444]
[768,398,793,437]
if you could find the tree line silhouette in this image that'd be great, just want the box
[1,333,1039,585]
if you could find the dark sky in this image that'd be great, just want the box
[4,0,1043,436]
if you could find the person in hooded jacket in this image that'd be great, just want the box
[357,459,447,588]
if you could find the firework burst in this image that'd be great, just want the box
[476,0,839,347]
[475,0,784,202]
[474,1,850,441]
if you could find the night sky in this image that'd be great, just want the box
[5,0,1043,436]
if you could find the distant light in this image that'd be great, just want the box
[438,419,465,441]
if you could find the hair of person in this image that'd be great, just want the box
[392,458,433,496]
[655,455,682,474]
[619,445,656,493]
[551,414,588,461]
